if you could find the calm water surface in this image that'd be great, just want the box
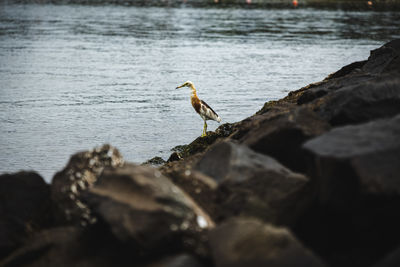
[0,3,399,181]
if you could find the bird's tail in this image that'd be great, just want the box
[217,116,221,123]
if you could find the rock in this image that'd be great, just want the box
[313,75,400,126]
[51,144,124,226]
[296,73,375,105]
[234,107,330,173]
[171,145,188,154]
[0,171,51,260]
[142,156,167,166]
[167,152,181,163]
[324,60,367,80]
[161,159,218,219]
[362,39,400,75]
[303,113,400,207]
[296,114,400,267]
[84,163,214,256]
[169,123,235,160]
[208,217,326,267]
[194,141,312,226]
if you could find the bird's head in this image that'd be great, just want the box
[176,81,194,89]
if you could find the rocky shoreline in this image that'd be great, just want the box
[1,39,400,267]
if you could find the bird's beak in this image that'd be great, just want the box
[176,84,184,89]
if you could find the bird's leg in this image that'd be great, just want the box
[201,120,207,137]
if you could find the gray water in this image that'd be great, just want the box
[0,3,399,182]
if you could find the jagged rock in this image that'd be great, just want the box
[233,107,330,173]
[324,60,367,80]
[51,144,124,226]
[171,145,188,154]
[362,39,400,75]
[84,164,214,256]
[313,75,400,126]
[142,156,167,166]
[0,172,51,260]
[296,114,400,267]
[194,141,312,226]
[208,217,326,267]
[296,73,375,105]
[167,152,181,163]
[161,159,218,219]
[168,123,235,160]
[303,113,400,207]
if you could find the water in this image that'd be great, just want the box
[0,3,399,181]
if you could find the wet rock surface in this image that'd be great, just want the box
[1,40,400,266]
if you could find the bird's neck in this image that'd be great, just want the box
[190,85,199,99]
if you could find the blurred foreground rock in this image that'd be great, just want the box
[1,40,400,267]
[0,172,51,259]
[51,144,124,226]
[208,217,326,267]
[84,163,214,256]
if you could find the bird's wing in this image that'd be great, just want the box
[200,100,220,120]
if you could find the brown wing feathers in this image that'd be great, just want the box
[200,100,219,118]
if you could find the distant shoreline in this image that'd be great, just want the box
[5,0,400,10]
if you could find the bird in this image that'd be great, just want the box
[176,81,221,137]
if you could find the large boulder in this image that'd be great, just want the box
[0,172,51,260]
[51,144,124,226]
[310,75,400,126]
[234,107,330,173]
[303,113,400,208]
[208,217,326,267]
[297,114,400,267]
[194,141,312,226]
[84,164,214,256]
